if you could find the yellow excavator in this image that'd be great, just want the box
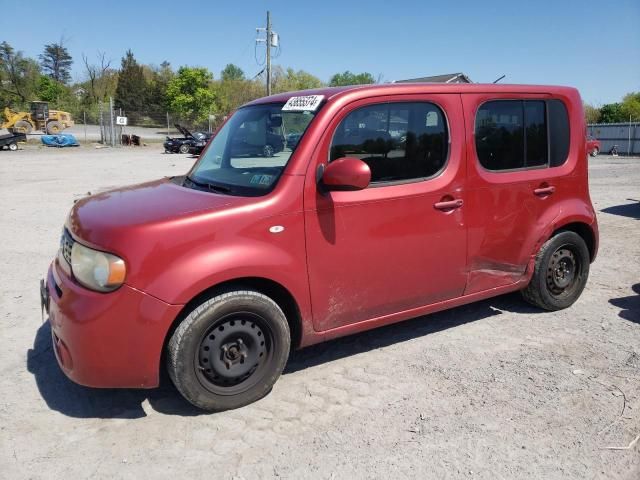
[1,101,74,134]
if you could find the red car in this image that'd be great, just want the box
[587,136,601,156]
[42,83,598,411]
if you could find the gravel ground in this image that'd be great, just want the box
[0,146,638,479]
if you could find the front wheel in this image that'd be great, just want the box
[521,231,590,310]
[8,142,18,151]
[167,290,291,411]
[591,147,599,157]
[46,121,62,134]
[179,143,190,154]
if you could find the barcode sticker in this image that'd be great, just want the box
[282,95,324,112]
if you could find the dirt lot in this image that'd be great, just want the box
[0,145,638,479]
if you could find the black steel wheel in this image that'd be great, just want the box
[521,231,590,310]
[167,290,290,411]
[195,312,273,396]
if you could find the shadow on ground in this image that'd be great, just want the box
[27,292,540,419]
[609,283,640,324]
[601,199,640,219]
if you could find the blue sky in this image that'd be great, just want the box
[2,0,638,104]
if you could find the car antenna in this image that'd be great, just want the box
[493,75,506,84]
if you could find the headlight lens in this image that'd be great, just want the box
[70,242,126,292]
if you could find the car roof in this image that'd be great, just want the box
[243,83,579,108]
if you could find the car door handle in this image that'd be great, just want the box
[434,199,464,210]
[534,186,556,196]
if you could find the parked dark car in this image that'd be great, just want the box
[231,130,284,157]
[285,132,302,150]
[189,135,213,156]
[164,124,211,154]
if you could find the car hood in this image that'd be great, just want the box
[67,177,245,246]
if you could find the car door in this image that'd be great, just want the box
[303,94,468,332]
[462,94,573,294]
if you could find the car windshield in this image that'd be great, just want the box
[187,102,319,196]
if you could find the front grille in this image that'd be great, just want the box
[60,228,74,265]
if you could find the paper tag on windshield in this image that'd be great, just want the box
[282,95,324,112]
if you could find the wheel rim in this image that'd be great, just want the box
[180,145,189,153]
[195,312,273,396]
[546,245,581,298]
[263,145,274,157]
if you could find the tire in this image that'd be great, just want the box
[8,142,18,151]
[263,144,274,157]
[591,147,599,157]
[179,143,190,154]
[521,231,590,311]
[13,120,32,135]
[46,121,62,134]
[167,290,291,411]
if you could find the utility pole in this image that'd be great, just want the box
[266,11,271,96]
[256,11,278,96]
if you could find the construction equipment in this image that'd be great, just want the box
[1,101,74,135]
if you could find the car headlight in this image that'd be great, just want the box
[70,242,126,292]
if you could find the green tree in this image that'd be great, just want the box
[583,103,601,124]
[39,41,73,84]
[221,64,245,82]
[620,92,640,121]
[166,66,217,123]
[115,50,147,112]
[36,75,66,102]
[0,41,40,105]
[146,61,174,112]
[599,103,625,123]
[329,70,375,86]
[215,78,264,116]
[272,67,323,93]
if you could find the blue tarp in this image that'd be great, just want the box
[41,133,79,147]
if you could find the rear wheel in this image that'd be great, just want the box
[167,290,290,411]
[8,142,18,151]
[263,144,274,157]
[46,121,62,134]
[591,147,599,157]
[521,231,590,310]
[14,120,32,135]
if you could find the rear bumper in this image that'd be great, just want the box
[45,260,183,388]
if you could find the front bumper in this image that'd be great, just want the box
[44,260,183,388]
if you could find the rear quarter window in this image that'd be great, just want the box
[475,99,570,171]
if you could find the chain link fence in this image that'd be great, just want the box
[69,98,223,146]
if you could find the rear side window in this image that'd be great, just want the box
[475,99,570,171]
[330,102,448,184]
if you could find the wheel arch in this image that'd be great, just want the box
[552,221,597,262]
[160,276,303,374]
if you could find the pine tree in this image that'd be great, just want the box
[39,42,73,84]
[114,49,147,112]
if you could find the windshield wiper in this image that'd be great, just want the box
[184,175,233,194]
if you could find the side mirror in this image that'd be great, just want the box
[321,157,371,191]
